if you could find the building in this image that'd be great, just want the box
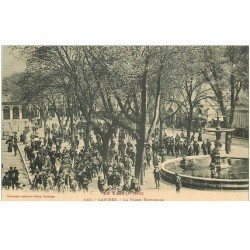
[2,94,29,121]
[1,94,43,137]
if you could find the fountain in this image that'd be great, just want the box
[160,111,249,190]
[205,111,234,179]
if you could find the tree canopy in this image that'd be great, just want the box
[4,45,248,182]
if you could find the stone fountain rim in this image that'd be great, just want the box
[160,155,249,182]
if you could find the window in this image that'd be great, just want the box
[3,106,10,119]
[22,107,29,119]
[13,106,20,119]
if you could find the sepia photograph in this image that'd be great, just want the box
[1,45,249,201]
[1,2,250,250]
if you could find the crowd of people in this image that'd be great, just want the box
[2,130,22,189]
[2,119,215,193]
[149,130,213,161]
[232,125,248,139]
[2,166,20,190]
[2,121,144,193]
[5,134,18,155]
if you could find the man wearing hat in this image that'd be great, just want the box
[130,176,140,192]
[81,176,89,192]
[98,176,107,193]
[122,180,130,194]
[153,166,161,189]
[11,167,19,190]
[5,167,13,189]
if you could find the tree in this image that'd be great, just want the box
[168,47,212,143]
[202,46,248,126]
[201,46,249,153]
[84,46,179,183]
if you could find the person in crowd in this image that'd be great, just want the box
[98,176,107,193]
[191,133,195,142]
[206,139,212,155]
[201,141,207,155]
[122,180,130,194]
[153,166,161,189]
[4,167,13,189]
[6,136,13,152]
[81,176,89,192]
[187,145,193,156]
[13,143,18,156]
[10,167,19,190]
[130,176,141,192]
[198,132,203,142]
[193,141,200,155]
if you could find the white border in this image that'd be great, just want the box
[1,1,250,250]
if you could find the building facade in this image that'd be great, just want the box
[2,94,30,121]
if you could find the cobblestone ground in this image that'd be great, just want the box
[2,120,249,200]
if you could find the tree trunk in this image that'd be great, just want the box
[55,111,64,137]
[228,108,235,128]
[224,74,236,154]
[135,81,147,184]
[225,114,234,154]
[70,108,74,143]
[146,66,162,142]
[102,136,110,163]
[159,105,164,143]
[134,51,149,185]
[64,116,70,127]
[186,111,193,144]
[44,118,47,128]
[84,121,91,150]
[135,138,145,185]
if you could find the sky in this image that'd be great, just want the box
[2,46,26,77]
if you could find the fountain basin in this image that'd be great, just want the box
[160,155,249,190]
